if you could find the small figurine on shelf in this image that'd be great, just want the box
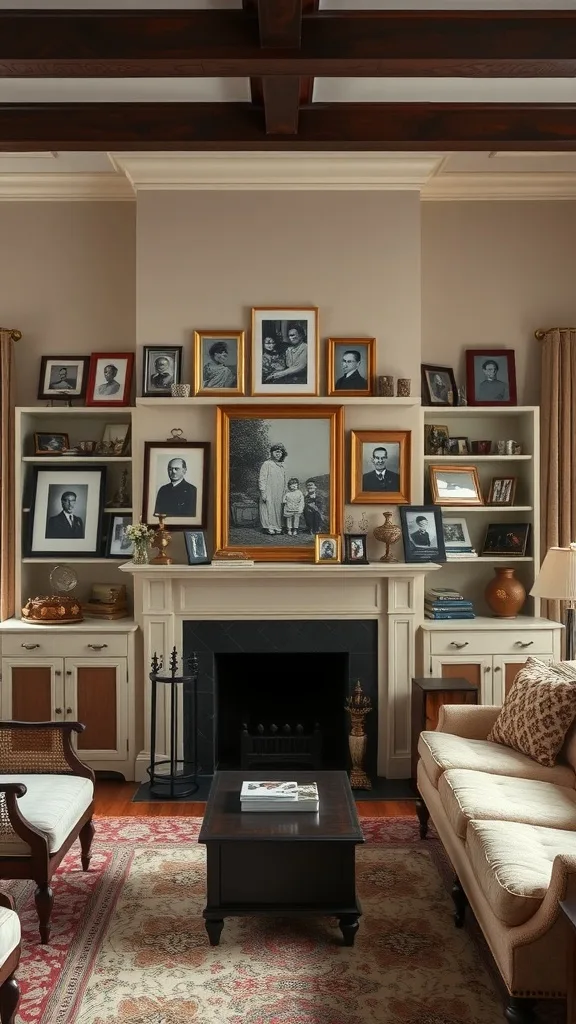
[125,518,154,565]
[107,468,131,509]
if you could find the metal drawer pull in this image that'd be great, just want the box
[514,640,533,648]
[449,641,469,649]
[20,643,40,650]
[66,707,72,715]
[87,643,108,651]
[55,707,62,715]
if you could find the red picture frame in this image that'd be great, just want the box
[465,349,517,407]
[85,352,134,407]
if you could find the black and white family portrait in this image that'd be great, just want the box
[142,347,182,397]
[87,353,133,406]
[107,515,134,558]
[400,506,446,563]
[143,442,209,528]
[29,467,106,557]
[328,338,373,395]
[466,350,516,406]
[218,407,342,558]
[37,356,89,400]
[252,307,318,396]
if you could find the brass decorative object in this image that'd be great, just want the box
[151,513,173,565]
[373,511,402,563]
[344,680,372,790]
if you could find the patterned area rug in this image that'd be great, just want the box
[4,816,560,1024]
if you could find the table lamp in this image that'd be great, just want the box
[530,543,576,659]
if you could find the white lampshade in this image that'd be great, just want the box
[530,544,576,600]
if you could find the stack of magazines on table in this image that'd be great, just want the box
[425,587,475,620]
[240,779,320,812]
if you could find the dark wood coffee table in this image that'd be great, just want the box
[198,770,364,946]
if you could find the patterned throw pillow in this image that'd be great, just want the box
[488,657,576,767]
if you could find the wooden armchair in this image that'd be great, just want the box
[0,894,20,1024]
[0,721,95,943]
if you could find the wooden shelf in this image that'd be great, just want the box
[423,406,538,416]
[444,556,533,563]
[424,455,532,462]
[439,506,532,512]
[22,456,132,463]
[22,557,122,564]
[136,395,420,407]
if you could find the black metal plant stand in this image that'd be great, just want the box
[147,647,199,799]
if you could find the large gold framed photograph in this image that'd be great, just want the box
[350,430,411,504]
[428,464,484,506]
[216,405,343,562]
[193,330,245,396]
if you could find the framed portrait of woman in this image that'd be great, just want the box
[251,307,319,397]
[216,405,343,562]
[193,330,245,396]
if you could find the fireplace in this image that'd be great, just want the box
[183,619,378,776]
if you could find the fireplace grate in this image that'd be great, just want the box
[240,723,322,770]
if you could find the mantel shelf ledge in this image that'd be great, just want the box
[118,562,441,578]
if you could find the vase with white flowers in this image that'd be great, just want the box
[125,520,154,565]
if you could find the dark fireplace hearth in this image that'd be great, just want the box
[183,619,378,776]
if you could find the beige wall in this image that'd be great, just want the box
[0,202,135,406]
[136,191,422,390]
[422,201,576,406]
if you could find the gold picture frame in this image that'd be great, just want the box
[326,338,375,397]
[216,404,343,562]
[428,464,484,506]
[314,534,341,563]
[251,306,319,397]
[350,430,411,505]
[193,330,245,396]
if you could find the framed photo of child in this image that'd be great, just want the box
[193,330,245,396]
[315,534,341,564]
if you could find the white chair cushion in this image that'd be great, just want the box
[0,775,94,857]
[418,730,576,789]
[466,819,576,927]
[0,907,20,963]
[439,769,576,840]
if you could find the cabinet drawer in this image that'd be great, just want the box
[2,633,128,659]
[429,630,555,657]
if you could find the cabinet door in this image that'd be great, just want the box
[492,654,553,705]
[1,658,64,720]
[430,655,493,703]
[64,658,128,762]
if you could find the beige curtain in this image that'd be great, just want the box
[539,327,576,625]
[0,329,16,621]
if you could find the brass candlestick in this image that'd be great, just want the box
[151,513,173,565]
[344,680,372,790]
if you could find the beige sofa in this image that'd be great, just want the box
[416,703,576,1024]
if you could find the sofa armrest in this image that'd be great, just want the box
[436,704,501,739]
[0,722,95,783]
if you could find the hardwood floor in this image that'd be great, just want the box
[93,780,416,819]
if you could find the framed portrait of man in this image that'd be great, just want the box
[28,465,106,557]
[142,346,183,397]
[193,330,245,396]
[326,338,374,397]
[349,430,411,505]
[86,352,134,407]
[421,363,457,407]
[142,441,210,529]
[251,307,319,397]
[216,404,343,562]
[465,349,517,407]
[399,505,446,563]
[37,356,90,401]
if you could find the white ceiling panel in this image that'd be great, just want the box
[314,78,576,103]
[0,79,250,103]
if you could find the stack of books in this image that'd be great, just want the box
[425,587,475,620]
[240,780,320,812]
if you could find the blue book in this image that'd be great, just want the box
[425,612,476,619]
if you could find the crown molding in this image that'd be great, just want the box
[109,152,444,191]
[0,172,134,201]
[422,172,576,201]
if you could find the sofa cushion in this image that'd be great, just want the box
[0,907,20,964]
[418,730,576,789]
[487,657,576,767]
[439,769,576,840]
[465,819,576,927]
[0,775,94,857]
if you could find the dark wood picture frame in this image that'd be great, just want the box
[142,440,210,529]
[37,356,90,401]
[400,505,446,563]
[465,348,517,407]
[105,513,134,559]
[487,476,517,506]
[34,432,69,455]
[343,533,369,565]
[142,346,183,398]
[85,352,134,408]
[421,363,457,407]
[481,522,530,557]
[27,464,107,558]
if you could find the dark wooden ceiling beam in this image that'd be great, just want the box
[257,0,302,48]
[262,77,301,134]
[2,102,576,151]
[2,11,576,77]
[252,2,304,136]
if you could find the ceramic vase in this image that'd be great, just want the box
[373,511,402,563]
[484,566,526,618]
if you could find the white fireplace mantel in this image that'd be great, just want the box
[120,561,440,781]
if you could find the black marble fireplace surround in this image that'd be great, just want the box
[183,619,378,777]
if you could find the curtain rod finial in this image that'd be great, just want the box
[535,330,546,340]
[0,328,21,342]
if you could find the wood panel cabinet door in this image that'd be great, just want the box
[65,659,128,762]
[430,656,493,704]
[1,658,64,721]
[492,654,553,705]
